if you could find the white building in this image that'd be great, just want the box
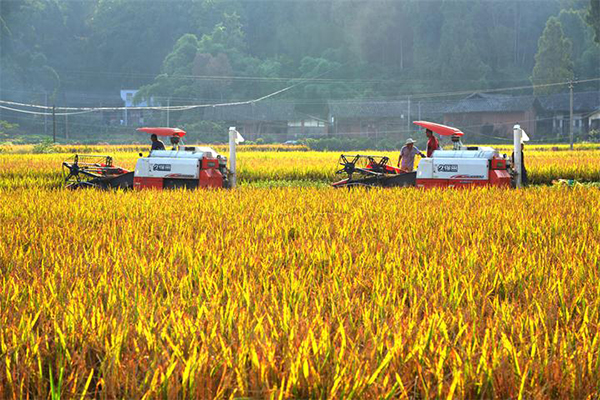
[119,90,158,126]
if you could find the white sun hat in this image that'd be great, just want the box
[405,138,416,145]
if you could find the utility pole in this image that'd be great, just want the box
[52,106,56,143]
[569,79,574,150]
[166,97,170,127]
[44,92,48,135]
[407,96,411,135]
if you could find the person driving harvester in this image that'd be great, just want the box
[398,138,425,172]
[425,128,440,157]
[150,133,166,151]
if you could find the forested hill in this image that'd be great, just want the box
[1,0,599,107]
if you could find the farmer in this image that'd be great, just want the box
[150,133,166,151]
[398,138,426,172]
[425,128,439,157]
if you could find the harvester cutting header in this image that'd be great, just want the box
[333,121,528,189]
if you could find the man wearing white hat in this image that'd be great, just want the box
[398,138,426,172]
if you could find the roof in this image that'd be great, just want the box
[444,93,539,114]
[410,100,454,119]
[202,102,295,122]
[329,100,409,118]
[538,91,600,113]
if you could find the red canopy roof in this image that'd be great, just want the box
[136,127,186,137]
[413,121,464,137]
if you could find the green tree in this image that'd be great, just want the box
[558,9,600,81]
[586,0,600,43]
[136,14,288,114]
[135,34,200,104]
[86,0,202,90]
[437,2,491,90]
[531,17,574,95]
[298,57,348,100]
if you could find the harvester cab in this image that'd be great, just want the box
[133,127,229,189]
[134,146,228,189]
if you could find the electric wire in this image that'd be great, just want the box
[0,62,349,115]
[1,77,598,114]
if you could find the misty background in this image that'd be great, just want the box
[0,0,599,146]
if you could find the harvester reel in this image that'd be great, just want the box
[336,154,360,179]
[62,155,98,189]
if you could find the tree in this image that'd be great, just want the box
[136,13,288,114]
[586,0,600,43]
[437,2,491,91]
[298,57,344,100]
[86,0,200,90]
[558,9,600,80]
[135,34,200,104]
[531,17,574,95]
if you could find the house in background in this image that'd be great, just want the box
[287,111,328,137]
[588,108,600,132]
[328,100,410,137]
[443,93,540,139]
[409,100,452,124]
[202,102,295,140]
[120,89,158,126]
[537,91,600,138]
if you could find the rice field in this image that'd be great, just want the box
[1,144,600,398]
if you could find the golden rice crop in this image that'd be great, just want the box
[1,186,600,398]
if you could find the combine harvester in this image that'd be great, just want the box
[333,121,528,189]
[63,127,243,190]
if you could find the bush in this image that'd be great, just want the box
[32,138,57,154]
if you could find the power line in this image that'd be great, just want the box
[405,77,600,100]
[1,77,598,116]
[2,77,598,107]
[0,61,348,116]
[0,104,97,116]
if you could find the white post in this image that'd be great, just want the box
[229,127,237,189]
[513,124,522,188]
